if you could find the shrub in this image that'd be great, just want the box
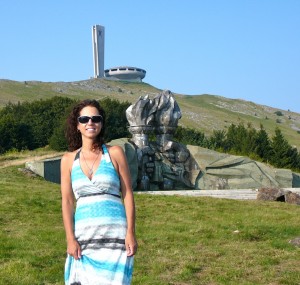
[0,97,75,152]
[274,110,283,116]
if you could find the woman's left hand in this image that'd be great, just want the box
[125,232,138,256]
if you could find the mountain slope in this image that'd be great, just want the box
[1,78,300,150]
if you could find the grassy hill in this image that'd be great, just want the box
[1,78,300,150]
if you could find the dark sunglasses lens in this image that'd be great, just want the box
[78,116,89,123]
[91,116,102,123]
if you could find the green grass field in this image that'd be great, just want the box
[1,163,300,284]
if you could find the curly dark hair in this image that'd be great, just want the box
[66,99,106,151]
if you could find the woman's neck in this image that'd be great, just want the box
[81,140,100,153]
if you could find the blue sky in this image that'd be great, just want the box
[1,0,300,112]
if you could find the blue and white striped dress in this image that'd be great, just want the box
[64,145,134,285]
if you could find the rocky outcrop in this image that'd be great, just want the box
[257,187,300,205]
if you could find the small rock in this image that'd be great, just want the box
[285,192,300,205]
[289,237,300,247]
[257,187,287,202]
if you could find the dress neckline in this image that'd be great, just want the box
[78,146,105,181]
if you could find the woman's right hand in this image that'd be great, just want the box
[67,239,82,260]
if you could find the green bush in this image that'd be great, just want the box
[174,126,208,147]
[0,119,34,154]
[49,121,68,151]
[100,98,131,142]
[0,97,75,153]
[274,110,283,116]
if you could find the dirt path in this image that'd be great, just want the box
[0,152,64,169]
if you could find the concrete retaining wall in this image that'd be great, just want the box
[25,157,61,184]
[136,188,300,200]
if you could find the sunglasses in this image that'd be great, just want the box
[78,115,103,124]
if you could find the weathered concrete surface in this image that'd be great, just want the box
[110,139,300,190]
[188,145,300,190]
[25,157,61,184]
[137,188,300,200]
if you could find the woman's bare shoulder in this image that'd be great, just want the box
[61,150,79,164]
[106,145,126,163]
[106,144,124,155]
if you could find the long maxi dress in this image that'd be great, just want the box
[64,144,134,285]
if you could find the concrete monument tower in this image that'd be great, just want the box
[92,25,105,78]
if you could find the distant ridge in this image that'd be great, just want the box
[0,78,299,150]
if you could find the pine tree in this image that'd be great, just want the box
[254,124,273,162]
[224,124,237,152]
[209,129,226,150]
[270,127,297,168]
[243,123,257,155]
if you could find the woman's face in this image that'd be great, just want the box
[77,106,102,138]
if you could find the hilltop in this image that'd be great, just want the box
[1,78,300,150]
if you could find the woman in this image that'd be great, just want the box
[61,99,137,285]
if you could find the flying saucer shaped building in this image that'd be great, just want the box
[92,25,146,82]
[104,66,146,82]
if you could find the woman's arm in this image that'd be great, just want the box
[110,145,138,256]
[61,152,81,259]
